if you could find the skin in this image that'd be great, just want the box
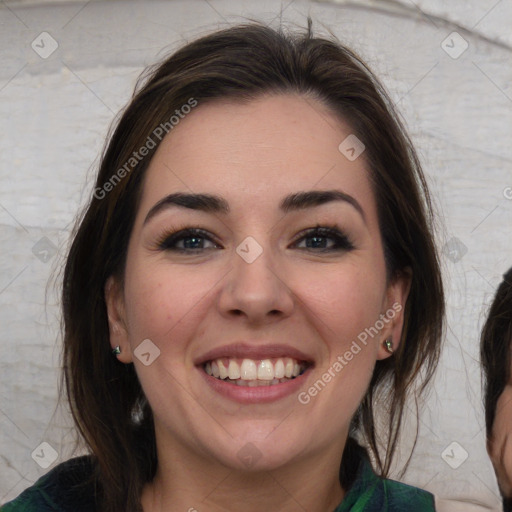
[105,93,411,512]
[489,384,512,498]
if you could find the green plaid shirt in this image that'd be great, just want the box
[2,450,435,511]
[333,449,435,511]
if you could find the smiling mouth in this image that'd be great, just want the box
[203,357,310,387]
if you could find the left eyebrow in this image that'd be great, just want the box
[279,190,366,222]
[143,189,366,226]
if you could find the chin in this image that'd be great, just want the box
[222,433,307,471]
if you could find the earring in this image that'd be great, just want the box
[112,346,121,356]
[384,338,393,354]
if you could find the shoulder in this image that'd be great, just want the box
[1,456,97,512]
[379,477,435,511]
[336,440,436,511]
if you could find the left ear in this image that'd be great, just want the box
[376,267,412,360]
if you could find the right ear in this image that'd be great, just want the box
[104,275,133,363]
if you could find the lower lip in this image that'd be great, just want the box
[197,365,312,404]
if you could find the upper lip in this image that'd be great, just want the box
[194,342,315,366]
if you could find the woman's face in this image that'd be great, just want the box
[106,93,410,472]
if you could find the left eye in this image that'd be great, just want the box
[292,227,354,252]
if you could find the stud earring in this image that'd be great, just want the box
[112,346,121,356]
[384,338,393,354]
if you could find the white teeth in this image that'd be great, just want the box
[231,378,293,387]
[257,359,274,380]
[204,356,308,385]
[274,359,285,379]
[241,359,257,380]
[228,359,241,379]
[218,360,228,380]
[285,358,294,378]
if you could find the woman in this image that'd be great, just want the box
[2,19,444,511]
[481,267,512,512]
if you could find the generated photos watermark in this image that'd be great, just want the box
[297,302,402,404]
[94,98,198,200]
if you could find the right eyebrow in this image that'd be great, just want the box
[143,193,230,226]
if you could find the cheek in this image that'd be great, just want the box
[125,278,172,341]
[294,262,385,341]
[290,262,384,407]
[123,259,217,347]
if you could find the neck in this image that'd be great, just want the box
[141,429,348,512]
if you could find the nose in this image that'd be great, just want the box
[217,240,295,325]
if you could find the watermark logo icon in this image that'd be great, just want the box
[236,236,263,264]
[441,441,468,469]
[31,441,58,468]
[338,134,365,161]
[31,32,58,59]
[443,236,467,263]
[441,32,468,59]
[134,338,161,366]
[32,236,58,263]
[237,442,262,468]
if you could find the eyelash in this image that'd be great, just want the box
[156,224,355,254]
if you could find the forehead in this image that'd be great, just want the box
[138,93,375,218]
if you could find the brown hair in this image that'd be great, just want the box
[481,267,512,439]
[61,19,445,511]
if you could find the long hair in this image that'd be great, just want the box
[61,19,445,511]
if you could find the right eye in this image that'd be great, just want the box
[156,228,221,253]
